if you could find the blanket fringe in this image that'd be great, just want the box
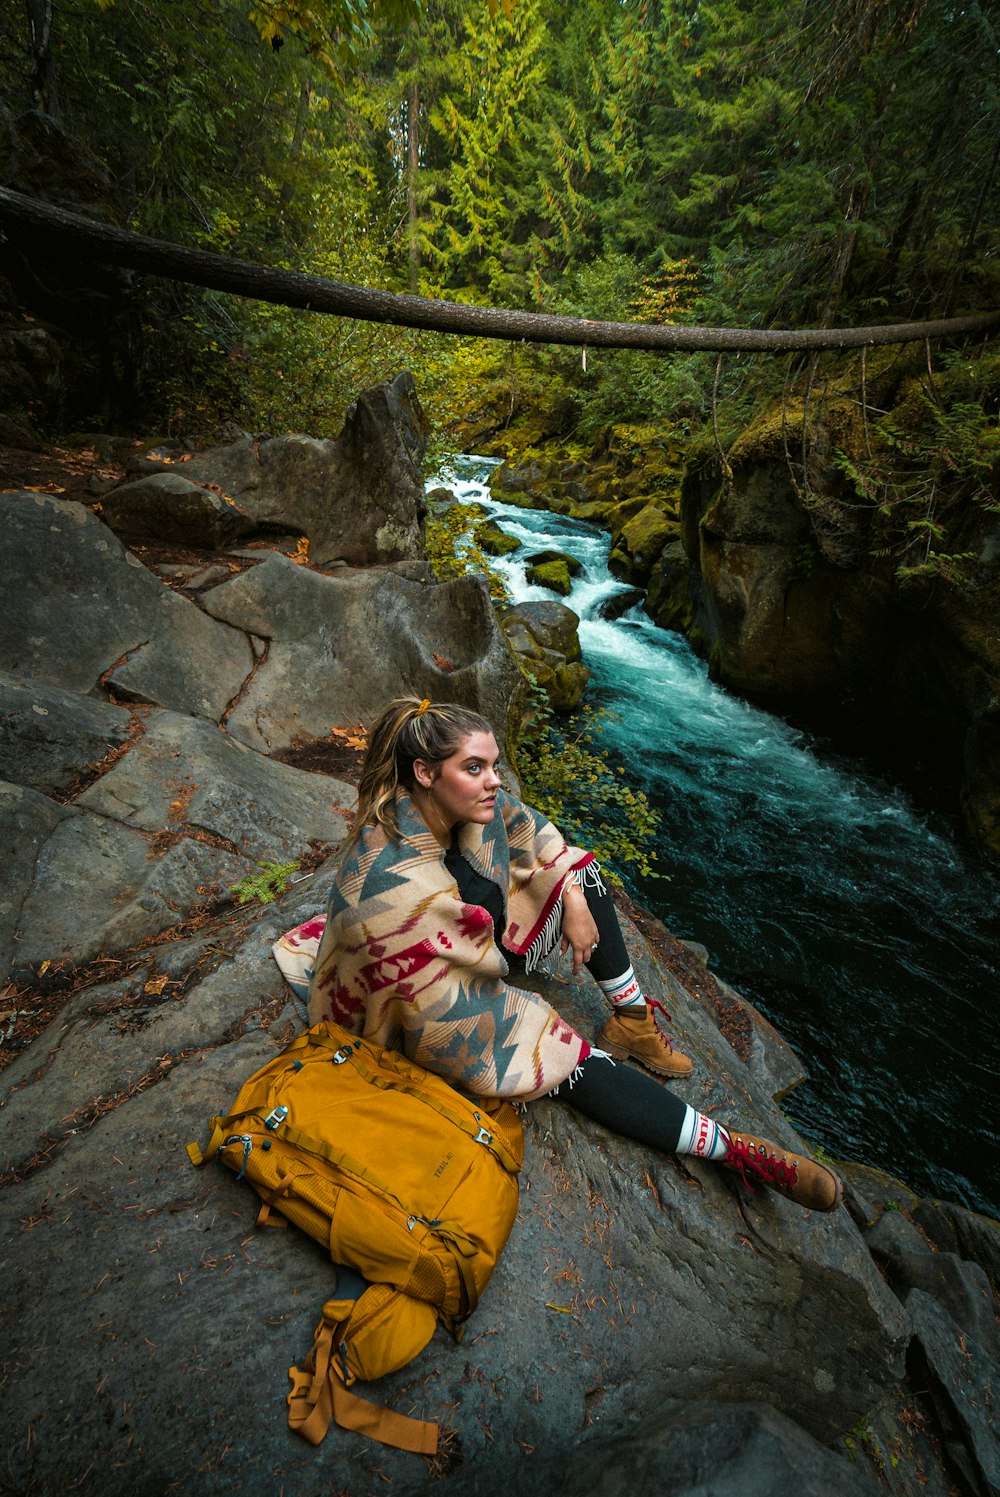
[523,861,605,975]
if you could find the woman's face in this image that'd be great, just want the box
[415,731,502,831]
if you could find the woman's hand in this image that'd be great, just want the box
[560,881,600,975]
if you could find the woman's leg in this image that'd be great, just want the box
[553,1051,843,1211]
[575,871,692,1079]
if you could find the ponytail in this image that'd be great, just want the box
[347,697,494,848]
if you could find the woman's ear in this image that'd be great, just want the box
[412,757,435,789]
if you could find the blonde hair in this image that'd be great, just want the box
[349,697,494,846]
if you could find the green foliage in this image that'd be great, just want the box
[229,860,301,905]
[424,500,513,603]
[516,704,663,883]
[831,350,1000,586]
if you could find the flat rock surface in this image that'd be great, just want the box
[0,491,253,718]
[0,877,910,1496]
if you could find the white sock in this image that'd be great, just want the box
[676,1105,730,1161]
[597,967,645,1008]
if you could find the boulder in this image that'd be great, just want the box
[156,371,429,566]
[598,585,644,621]
[2,709,351,979]
[524,548,582,575]
[526,558,573,595]
[0,672,134,795]
[0,492,254,719]
[97,472,256,549]
[502,599,585,663]
[497,600,589,712]
[0,883,911,1496]
[475,519,523,557]
[198,554,525,754]
[611,501,678,582]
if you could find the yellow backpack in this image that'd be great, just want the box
[187,1022,523,1455]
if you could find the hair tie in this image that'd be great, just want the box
[416,699,431,715]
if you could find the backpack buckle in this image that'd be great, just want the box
[264,1105,288,1129]
[474,1126,493,1146]
[331,1047,354,1065]
[223,1133,253,1180]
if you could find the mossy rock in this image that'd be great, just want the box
[608,546,633,581]
[526,559,573,596]
[498,600,583,662]
[615,503,678,581]
[525,549,581,576]
[476,520,522,557]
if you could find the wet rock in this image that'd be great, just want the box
[598,586,644,621]
[611,501,678,583]
[476,519,522,556]
[526,557,573,595]
[498,599,589,711]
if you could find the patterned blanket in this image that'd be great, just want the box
[273,789,594,1100]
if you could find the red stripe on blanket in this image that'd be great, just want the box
[503,852,596,956]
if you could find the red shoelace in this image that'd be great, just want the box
[723,1134,799,1195]
[647,996,678,1052]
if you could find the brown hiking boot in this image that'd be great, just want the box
[721,1129,843,1212]
[598,998,693,1079]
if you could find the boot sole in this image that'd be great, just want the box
[600,1037,693,1081]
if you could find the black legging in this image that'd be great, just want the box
[526,874,689,1154]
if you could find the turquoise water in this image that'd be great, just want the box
[437,456,1000,1218]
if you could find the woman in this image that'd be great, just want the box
[293,696,841,1213]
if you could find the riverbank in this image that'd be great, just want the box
[432,457,1000,1221]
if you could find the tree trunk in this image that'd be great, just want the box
[25,0,59,119]
[406,77,420,294]
[2,187,997,354]
[280,79,313,210]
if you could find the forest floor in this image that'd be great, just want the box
[0,437,127,504]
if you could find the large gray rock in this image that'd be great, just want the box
[0,780,74,982]
[97,471,256,549]
[552,1401,883,1497]
[2,710,351,979]
[906,1288,1000,1497]
[0,882,911,1496]
[75,709,352,861]
[0,671,134,795]
[199,553,524,753]
[8,796,252,976]
[0,492,254,718]
[163,371,428,567]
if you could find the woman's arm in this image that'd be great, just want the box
[559,874,600,975]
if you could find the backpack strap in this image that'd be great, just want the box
[288,1311,439,1454]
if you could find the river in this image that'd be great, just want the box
[436,455,1000,1220]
